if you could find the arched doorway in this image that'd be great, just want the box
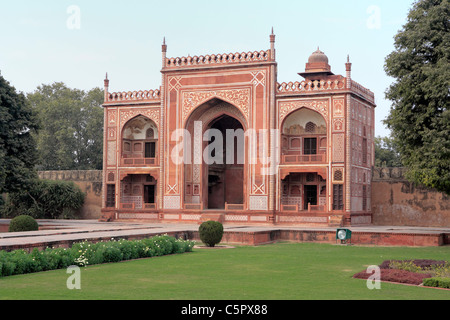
[205,114,244,209]
[120,173,157,209]
[281,172,326,211]
[183,99,247,210]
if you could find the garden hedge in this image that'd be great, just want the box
[0,235,195,277]
[423,277,450,289]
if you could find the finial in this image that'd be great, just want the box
[162,36,167,53]
[270,27,276,42]
[104,72,109,98]
[269,27,276,59]
[345,54,352,74]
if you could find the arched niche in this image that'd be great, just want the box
[122,115,158,160]
[281,108,327,162]
[120,173,158,209]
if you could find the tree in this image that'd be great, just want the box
[0,73,38,194]
[3,179,85,219]
[27,83,104,170]
[374,136,402,167]
[384,0,450,194]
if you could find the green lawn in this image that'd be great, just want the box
[0,242,449,300]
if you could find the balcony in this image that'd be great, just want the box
[120,203,157,210]
[121,157,158,167]
[280,203,326,213]
[183,203,245,211]
[281,153,325,164]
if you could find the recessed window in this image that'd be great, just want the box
[362,137,367,164]
[106,184,115,208]
[304,138,317,155]
[146,128,154,139]
[145,142,156,158]
[333,184,343,210]
[334,169,343,181]
[305,122,316,133]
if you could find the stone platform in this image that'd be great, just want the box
[0,219,449,252]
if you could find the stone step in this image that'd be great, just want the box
[328,215,344,227]
[199,213,225,224]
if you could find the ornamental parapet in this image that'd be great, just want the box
[104,89,161,104]
[277,79,346,93]
[350,80,375,104]
[277,79,375,105]
[164,49,272,69]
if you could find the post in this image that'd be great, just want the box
[104,73,109,102]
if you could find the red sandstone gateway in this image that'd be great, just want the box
[100,32,376,227]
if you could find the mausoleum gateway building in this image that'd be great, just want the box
[101,32,376,226]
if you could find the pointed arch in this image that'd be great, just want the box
[182,89,251,124]
[183,98,247,210]
[184,98,248,131]
[281,107,327,164]
[121,115,159,164]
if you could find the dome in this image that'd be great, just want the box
[308,47,329,64]
[299,47,333,77]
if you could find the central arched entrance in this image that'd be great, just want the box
[184,98,247,210]
[206,115,244,209]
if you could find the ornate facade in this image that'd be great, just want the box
[101,31,376,226]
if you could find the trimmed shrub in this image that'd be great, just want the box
[423,277,450,289]
[8,215,39,232]
[199,221,223,247]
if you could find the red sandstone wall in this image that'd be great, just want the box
[371,168,450,228]
[38,171,102,219]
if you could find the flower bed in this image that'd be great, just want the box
[0,235,195,277]
[353,259,450,289]
[353,268,432,285]
[379,259,447,270]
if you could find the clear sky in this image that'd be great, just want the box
[0,0,416,137]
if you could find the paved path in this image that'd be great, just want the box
[1,219,449,250]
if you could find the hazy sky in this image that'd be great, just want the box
[0,0,415,137]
